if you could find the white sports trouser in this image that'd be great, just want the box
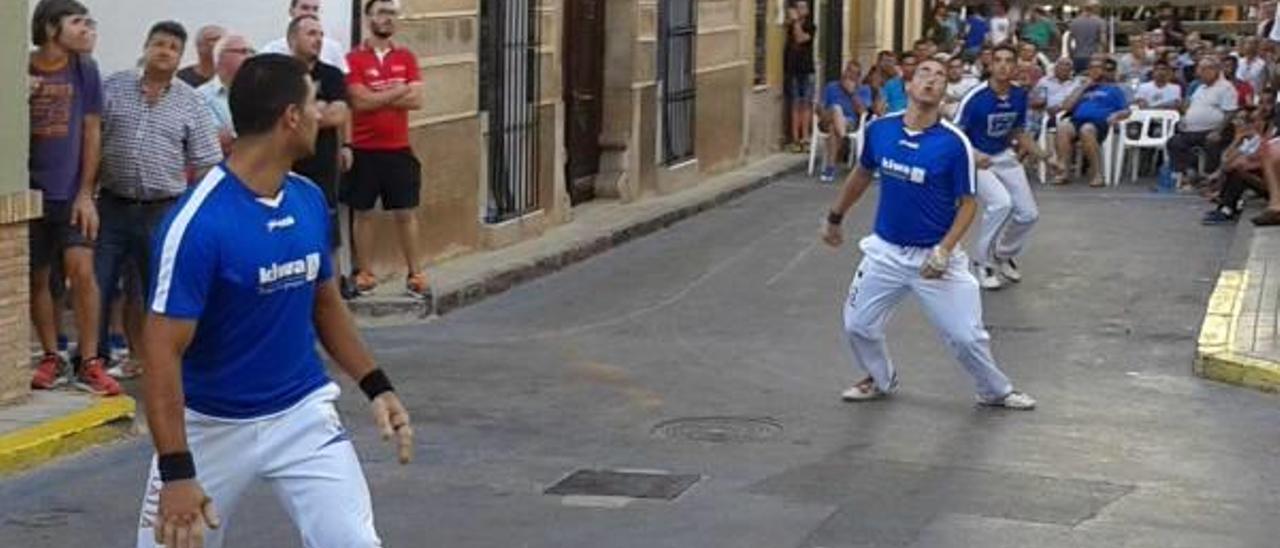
[843,235,1014,400]
[136,383,381,548]
[974,150,1039,267]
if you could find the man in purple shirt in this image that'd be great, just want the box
[28,0,121,395]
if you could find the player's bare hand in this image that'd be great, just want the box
[156,480,220,548]
[975,154,993,170]
[820,220,844,248]
[371,392,414,464]
[340,147,354,173]
[71,191,99,241]
[920,246,949,279]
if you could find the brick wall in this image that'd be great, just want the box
[0,192,41,406]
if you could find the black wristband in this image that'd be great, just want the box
[827,211,844,226]
[359,368,395,401]
[158,451,196,482]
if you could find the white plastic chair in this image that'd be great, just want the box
[1035,111,1058,184]
[1111,109,1180,185]
[808,110,868,176]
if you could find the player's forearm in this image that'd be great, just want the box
[77,116,101,197]
[313,280,378,382]
[831,167,874,215]
[939,197,978,253]
[141,317,192,455]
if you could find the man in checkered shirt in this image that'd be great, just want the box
[95,20,223,383]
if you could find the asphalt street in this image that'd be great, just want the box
[1,173,1277,547]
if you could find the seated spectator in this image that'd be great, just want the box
[1052,58,1130,187]
[1014,42,1046,88]
[1222,55,1256,106]
[925,3,962,54]
[1204,106,1274,223]
[943,55,981,119]
[861,65,889,118]
[1118,33,1156,85]
[913,38,939,63]
[1167,58,1239,188]
[883,53,914,113]
[1236,36,1269,93]
[1135,61,1183,110]
[817,60,867,182]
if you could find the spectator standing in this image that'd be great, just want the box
[783,0,816,152]
[1146,2,1187,50]
[963,6,990,58]
[817,60,867,182]
[925,3,962,53]
[1118,33,1155,85]
[289,15,350,248]
[262,0,349,73]
[1053,58,1130,187]
[1068,1,1107,74]
[27,0,112,394]
[1166,58,1239,188]
[943,55,981,119]
[1235,37,1269,97]
[175,25,223,88]
[1019,6,1059,53]
[1135,61,1183,110]
[94,21,222,385]
[988,1,1013,46]
[196,33,254,152]
[344,0,430,297]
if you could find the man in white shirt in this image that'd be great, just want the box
[261,0,349,73]
[1031,57,1081,125]
[1167,58,1239,186]
[942,55,980,119]
[1135,61,1182,110]
[196,33,254,152]
[1236,37,1269,94]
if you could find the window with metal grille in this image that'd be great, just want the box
[660,0,696,165]
[753,0,767,86]
[480,0,542,223]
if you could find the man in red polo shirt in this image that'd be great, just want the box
[344,0,428,297]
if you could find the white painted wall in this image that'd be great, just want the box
[33,0,354,74]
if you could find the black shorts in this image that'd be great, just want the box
[341,149,421,211]
[30,200,92,271]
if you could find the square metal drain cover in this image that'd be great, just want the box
[545,469,700,500]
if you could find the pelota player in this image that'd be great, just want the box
[820,56,1036,410]
[955,44,1041,290]
[136,55,414,548]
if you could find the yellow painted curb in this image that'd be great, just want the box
[0,395,136,475]
[1195,271,1280,393]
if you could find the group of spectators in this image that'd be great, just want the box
[806,0,1280,226]
[25,0,430,397]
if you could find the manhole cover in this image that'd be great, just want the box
[652,416,782,443]
[545,469,700,500]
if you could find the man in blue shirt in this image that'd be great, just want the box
[820,57,1036,410]
[955,44,1041,290]
[1052,57,1130,186]
[964,7,990,58]
[137,55,414,548]
[818,60,868,182]
[883,52,915,113]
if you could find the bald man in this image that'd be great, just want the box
[177,25,224,88]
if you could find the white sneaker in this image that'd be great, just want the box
[978,266,1003,290]
[840,374,898,401]
[978,390,1037,410]
[998,258,1022,283]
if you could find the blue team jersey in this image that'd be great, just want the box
[859,114,976,248]
[955,82,1028,155]
[150,165,334,419]
[1071,84,1128,125]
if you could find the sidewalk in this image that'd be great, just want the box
[0,391,135,475]
[349,154,806,323]
[1197,217,1280,392]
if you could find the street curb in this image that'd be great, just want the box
[0,395,136,475]
[1195,270,1280,393]
[348,158,806,320]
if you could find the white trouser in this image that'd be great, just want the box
[842,235,1014,400]
[136,383,381,548]
[974,149,1039,267]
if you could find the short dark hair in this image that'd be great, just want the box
[1103,58,1118,72]
[901,52,918,63]
[146,20,188,47]
[364,0,394,15]
[230,54,311,138]
[31,0,88,47]
[1153,60,1170,70]
[288,13,320,37]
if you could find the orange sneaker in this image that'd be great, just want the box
[30,353,67,390]
[75,357,123,396]
[406,271,432,298]
[352,270,378,293]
